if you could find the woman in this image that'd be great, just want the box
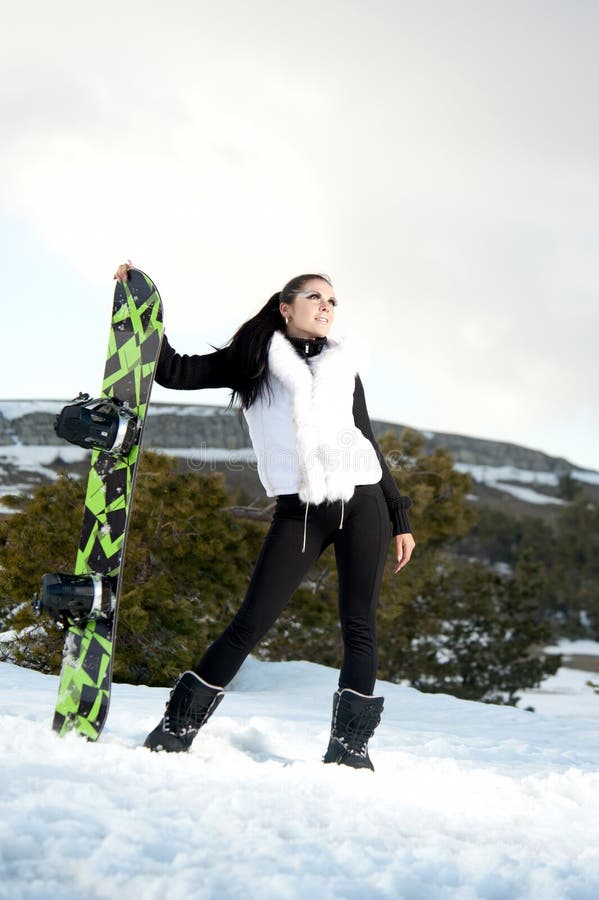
[114,263,415,771]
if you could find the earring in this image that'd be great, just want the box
[285,316,289,325]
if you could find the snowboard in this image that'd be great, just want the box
[36,268,164,740]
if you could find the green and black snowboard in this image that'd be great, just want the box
[36,269,164,740]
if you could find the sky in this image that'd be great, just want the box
[1,0,598,470]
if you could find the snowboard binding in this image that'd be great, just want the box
[54,393,139,456]
[33,573,115,628]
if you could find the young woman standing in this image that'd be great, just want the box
[114,264,415,771]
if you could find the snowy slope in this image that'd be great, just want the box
[4,446,598,513]
[2,400,598,498]
[455,463,566,505]
[1,657,599,900]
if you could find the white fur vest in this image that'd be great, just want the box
[242,329,383,506]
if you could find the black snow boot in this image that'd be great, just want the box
[144,670,224,752]
[322,688,384,772]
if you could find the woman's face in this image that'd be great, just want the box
[281,277,337,340]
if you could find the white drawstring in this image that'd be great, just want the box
[339,499,344,530]
[302,501,309,553]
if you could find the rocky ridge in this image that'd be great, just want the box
[0,400,588,475]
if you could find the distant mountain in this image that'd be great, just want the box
[1,400,597,514]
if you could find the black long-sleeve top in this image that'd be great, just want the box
[156,335,412,535]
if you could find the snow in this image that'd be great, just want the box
[0,445,87,466]
[5,448,596,497]
[1,655,599,899]
[572,469,599,486]
[455,462,599,500]
[148,404,237,417]
[0,484,32,514]
[456,465,561,487]
[495,483,566,505]
[0,484,32,496]
[2,405,598,504]
[157,447,257,463]
[0,400,236,420]
[0,400,64,420]
[0,629,18,643]
[455,463,567,505]
[0,443,258,475]
[546,639,599,657]
[0,445,88,487]
[519,667,599,720]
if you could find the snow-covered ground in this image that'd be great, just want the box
[546,639,599,657]
[454,463,599,504]
[1,655,599,899]
[0,444,87,474]
[0,445,88,512]
[454,463,568,505]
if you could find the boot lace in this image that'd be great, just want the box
[163,676,217,736]
[336,700,382,757]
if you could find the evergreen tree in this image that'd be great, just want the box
[255,429,559,705]
[0,433,566,705]
[0,452,265,684]
[0,476,87,671]
[378,548,559,705]
[449,483,599,644]
[551,498,599,637]
[375,432,559,703]
[558,472,582,501]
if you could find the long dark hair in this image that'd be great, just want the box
[217,273,332,412]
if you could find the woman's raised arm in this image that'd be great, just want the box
[113,261,240,392]
[156,335,241,391]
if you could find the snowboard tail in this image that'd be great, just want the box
[41,269,164,740]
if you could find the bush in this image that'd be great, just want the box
[0,452,265,684]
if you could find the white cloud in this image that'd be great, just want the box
[1,0,598,469]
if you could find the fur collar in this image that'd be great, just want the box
[267,329,372,504]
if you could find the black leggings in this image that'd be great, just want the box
[194,482,391,695]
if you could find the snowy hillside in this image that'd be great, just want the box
[1,657,599,899]
[2,399,598,515]
[454,463,599,506]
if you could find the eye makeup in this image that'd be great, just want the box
[296,291,338,307]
